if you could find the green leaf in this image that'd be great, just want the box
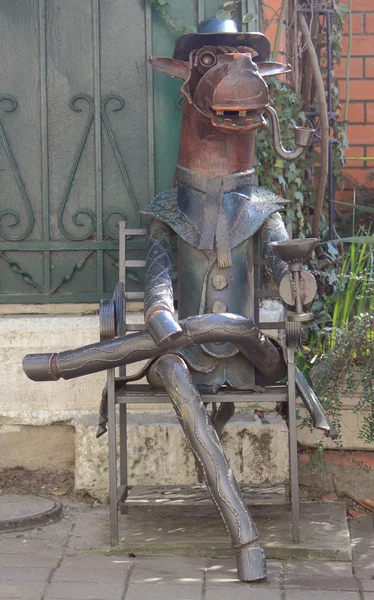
[242,12,256,23]
[157,0,168,4]
[329,236,374,244]
[275,159,283,168]
[216,9,232,19]
[335,201,374,214]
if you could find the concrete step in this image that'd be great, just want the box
[74,411,289,502]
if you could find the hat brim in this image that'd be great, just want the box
[173,31,270,62]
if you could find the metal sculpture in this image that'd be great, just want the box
[23,19,336,583]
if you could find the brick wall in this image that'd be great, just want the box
[262,0,374,204]
[337,0,374,201]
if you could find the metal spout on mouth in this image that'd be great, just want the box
[264,105,315,161]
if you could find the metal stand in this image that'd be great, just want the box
[287,347,300,544]
[107,368,118,546]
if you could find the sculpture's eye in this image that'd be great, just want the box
[199,51,217,68]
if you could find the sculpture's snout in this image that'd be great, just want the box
[194,53,270,131]
[23,353,60,381]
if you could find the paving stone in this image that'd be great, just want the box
[131,556,204,584]
[125,583,201,599]
[350,516,374,574]
[354,565,374,578]
[45,581,124,600]
[285,591,360,600]
[360,580,374,592]
[60,555,133,570]
[205,558,281,586]
[23,517,73,542]
[0,538,62,556]
[206,584,282,600]
[116,502,352,561]
[0,566,51,582]
[363,594,374,600]
[0,553,60,568]
[285,560,353,577]
[0,581,45,599]
[52,567,128,584]
[66,510,110,552]
[284,576,358,591]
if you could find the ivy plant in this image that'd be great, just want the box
[255,77,322,238]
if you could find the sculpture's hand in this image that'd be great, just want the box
[146,308,182,348]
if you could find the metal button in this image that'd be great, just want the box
[211,300,228,314]
[212,273,228,290]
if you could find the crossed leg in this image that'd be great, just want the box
[148,353,267,582]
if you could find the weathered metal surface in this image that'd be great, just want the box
[124,484,288,507]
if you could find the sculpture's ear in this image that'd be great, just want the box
[257,61,292,77]
[148,56,189,80]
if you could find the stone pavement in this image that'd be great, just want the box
[0,498,373,600]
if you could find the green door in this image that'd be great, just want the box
[0,0,260,303]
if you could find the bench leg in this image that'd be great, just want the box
[107,368,119,545]
[287,348,300,544]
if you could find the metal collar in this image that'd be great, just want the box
[175,166,254,194]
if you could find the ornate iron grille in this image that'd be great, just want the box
[0,0,260,303]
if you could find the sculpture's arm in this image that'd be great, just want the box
[144,218,182,347]
[261,212,289,287]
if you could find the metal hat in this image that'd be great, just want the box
[173,18,271,62]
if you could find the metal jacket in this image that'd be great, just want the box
[141,170,289,391]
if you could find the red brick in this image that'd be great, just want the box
[367,102,374,122]
[347,123,374,144]
[339,79,374,101]
[262,3,280,23]
[340,0,374,8]
[335,190,355,204]
[299,450,374,469]
[366,146,374,159]
[342,35,374,56]
[343,13,364,35]
[263,22,286,55]
[364,56,374,78]
[353,0,374,9]
[366,13,374,34]
[345,145,365,161]
[264,0,282,7]
[341,167,373,186]
[339,102,365,123]
[335,57,363,79]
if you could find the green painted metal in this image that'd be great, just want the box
[0,0,261,304]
